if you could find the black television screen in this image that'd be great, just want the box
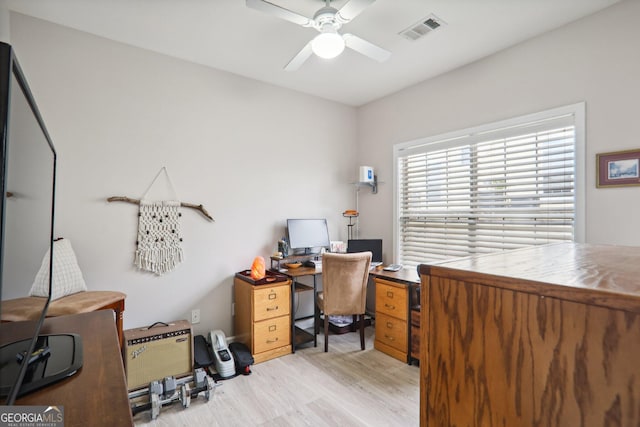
[0,41,81,405]
[287,218,330,254]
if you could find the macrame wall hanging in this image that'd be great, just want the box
[108,167,214,276]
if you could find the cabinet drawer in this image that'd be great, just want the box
[375,312,407,351]
[410,308,421,359]
[253,284,290,322]
[411,308,420,327]
[411,329,420,359]
[376,281,408,320]
[253,315,290,354]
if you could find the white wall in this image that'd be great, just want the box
[9,13,357,335]
[356,0,640,261]
[0,1,9,43]
[8,0,639,336]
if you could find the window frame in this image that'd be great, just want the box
[392,103,586,265]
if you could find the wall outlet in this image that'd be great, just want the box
[191,308,201,324]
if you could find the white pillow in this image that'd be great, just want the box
[30,238,87,300]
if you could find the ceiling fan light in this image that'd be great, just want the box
[311,32,345,59]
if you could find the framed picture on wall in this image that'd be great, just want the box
[596,149,640,188]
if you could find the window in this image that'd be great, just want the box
[394,103,585,267]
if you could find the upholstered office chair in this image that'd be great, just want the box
[315,252,372,352]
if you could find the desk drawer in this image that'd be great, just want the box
[376,280,407,321]
[253,284,290,322]
[253,315,290,354]
[375,312,407,351]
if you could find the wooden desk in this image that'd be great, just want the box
[369,266,419,284]
[276,266,321,352]
[278,264,421,360]
[1,311,133,426]
[419,243,640,427]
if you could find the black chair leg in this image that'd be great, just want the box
[324,315,329,352]
[360,314,365,350]
[315,304,320,336]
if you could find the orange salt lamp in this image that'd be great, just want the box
[250,256,266,280]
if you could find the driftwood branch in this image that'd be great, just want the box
[107,196,215,222]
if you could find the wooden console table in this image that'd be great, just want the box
[1,311,133,426]
[1,291,126,348]
[419,243,640,427]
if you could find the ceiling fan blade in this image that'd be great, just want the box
[246,0,313,27]
[336,0,376,23]
[284,41,314,71]
[343,33,391,62]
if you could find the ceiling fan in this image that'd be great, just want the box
[246,0,391,71]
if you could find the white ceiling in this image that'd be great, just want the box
[7,0,621,106]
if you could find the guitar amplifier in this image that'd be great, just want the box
[123,320,193,391]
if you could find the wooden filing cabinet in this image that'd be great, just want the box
[374,278,410,363]
[234,277,292,364]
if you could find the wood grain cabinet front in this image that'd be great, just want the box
[376,312,407,350]
[234,277,292,364]
[253,285,290,322]
[374,278,410,362]
[253,313,290,355]
[419,243,640,427]
[410,308,420,362]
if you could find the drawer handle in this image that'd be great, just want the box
[386,291,393,298]
[266,338,279,343]
[266,306,279,311]
[386,322,393,329]
[384,304,395,310]
[269,325,277,332]
[384,335,395,341]
[268,292,277,300]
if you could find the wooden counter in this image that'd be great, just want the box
[369,266,420,285]
[419,242,640,427]
[1,311,133,426]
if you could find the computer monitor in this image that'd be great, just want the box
[286,219,331,255]
[347,239,383,263]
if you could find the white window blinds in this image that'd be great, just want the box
[395,106,584,267]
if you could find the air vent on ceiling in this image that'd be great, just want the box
[399,14,446,41]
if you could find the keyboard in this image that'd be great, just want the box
[383,264,403,272]
[370,262,383,267]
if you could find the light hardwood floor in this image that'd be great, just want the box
[133,327,419,426]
